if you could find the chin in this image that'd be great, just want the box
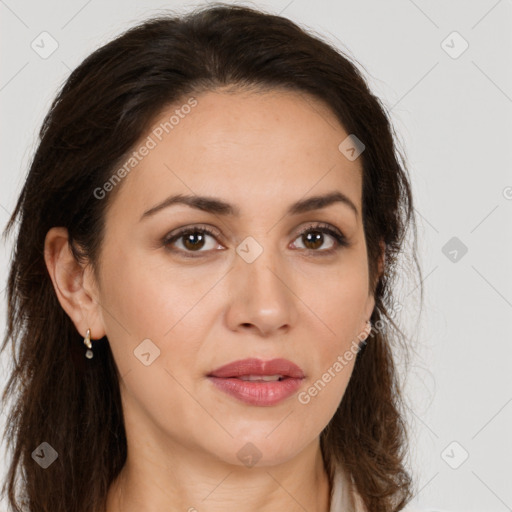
[213,431,313,469]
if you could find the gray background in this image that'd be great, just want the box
[1,1,511,511]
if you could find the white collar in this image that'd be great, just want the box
[329,463,422,512]
[329,462,361,512]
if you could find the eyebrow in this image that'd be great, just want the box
[140,190,359,221]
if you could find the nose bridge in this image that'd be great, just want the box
[227,233,297,334]
[238,234,287,298]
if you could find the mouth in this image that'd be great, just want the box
[206,358,305,406]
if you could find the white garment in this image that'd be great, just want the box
[328,461,360,511]
[329,463,425,512]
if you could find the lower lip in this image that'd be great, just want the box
[207,376,304,406]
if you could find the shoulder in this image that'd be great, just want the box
[329,462,440,512]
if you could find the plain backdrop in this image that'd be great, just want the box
[1,1,511,511]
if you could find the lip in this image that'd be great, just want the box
[208,357,305,379]
[207,358,305,406]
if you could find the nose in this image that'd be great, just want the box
[224,244,299,337]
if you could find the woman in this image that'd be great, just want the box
[1,3,423,511]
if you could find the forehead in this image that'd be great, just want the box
[105,89,363,223]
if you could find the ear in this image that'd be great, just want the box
[43,227,106,341]
[361,239,386,332]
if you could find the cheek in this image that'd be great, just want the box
[101,251,207,336]
[294,263,367,407]
[98,257,216,384]
[300,262,369,339]
[99,262,208,435]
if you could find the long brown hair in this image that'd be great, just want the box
[1,3,423,511]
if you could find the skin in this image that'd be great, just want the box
[44,88,383,512]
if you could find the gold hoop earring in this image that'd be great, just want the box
[84,328,93,359]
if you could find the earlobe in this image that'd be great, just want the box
[43,227,106,340]
[364,292,376,324]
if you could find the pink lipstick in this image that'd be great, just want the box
[207,357,305,406]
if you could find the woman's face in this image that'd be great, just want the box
[87,88,377,467]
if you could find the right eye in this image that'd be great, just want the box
[162,225,225,256]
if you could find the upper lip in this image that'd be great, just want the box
[207,358,305,379]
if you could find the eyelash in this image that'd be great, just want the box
[162,222,349,258]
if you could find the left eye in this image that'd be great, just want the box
[290,223,348,253]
